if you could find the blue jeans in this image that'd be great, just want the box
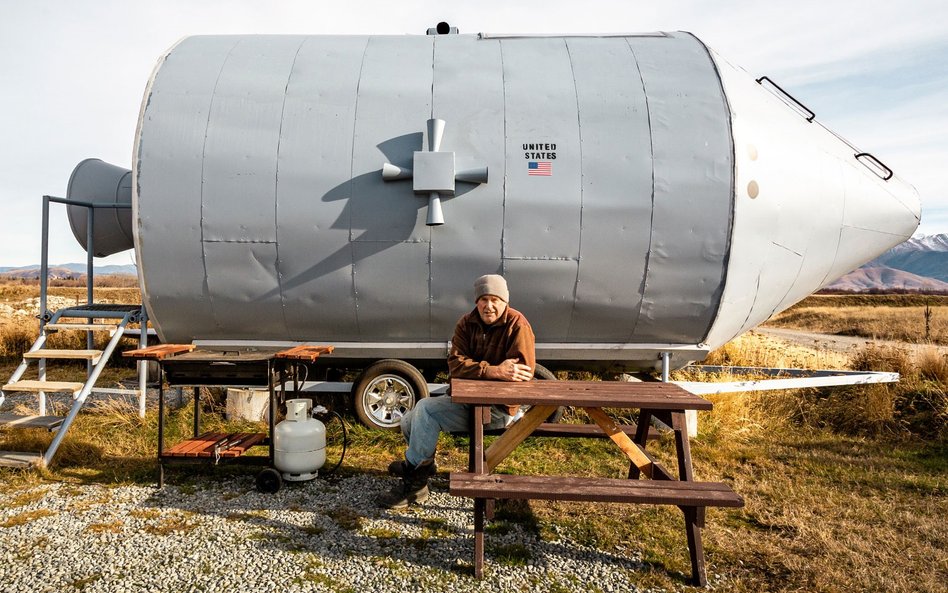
[401,395,511,466]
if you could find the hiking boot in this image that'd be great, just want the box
[376,478,430,510]
[387,457,436,478]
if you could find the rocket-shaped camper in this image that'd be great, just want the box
[67,29,920,372]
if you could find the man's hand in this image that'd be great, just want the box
[490,358,533,382]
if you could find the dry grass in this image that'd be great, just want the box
[1,508,57,527]
[702,330,851,370]
[0,280,142,359]
[767,296,948,344]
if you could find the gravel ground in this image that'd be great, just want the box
[0,471,709,593]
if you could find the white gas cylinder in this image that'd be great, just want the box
[273,398,326,481]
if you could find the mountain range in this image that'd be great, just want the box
[824,233,948,292]
[0,263,138,278]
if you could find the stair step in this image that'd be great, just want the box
[45,323,118,333]
[2,380,84,394]
[0,414,65,430]
[0,451,44,468]
[23,349,103,363]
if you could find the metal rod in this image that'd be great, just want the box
[39,196,50,416]
[661,352,671,382]
[86,208,95,376]
[44,195,130,209]
[138,306,148,418]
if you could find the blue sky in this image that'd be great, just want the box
[1,0,945,266]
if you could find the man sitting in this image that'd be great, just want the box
[377,274,536,509]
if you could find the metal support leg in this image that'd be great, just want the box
[137,307,148,418]
[39,197,49,417]
[193,387,200,438]
[157,365,164,489]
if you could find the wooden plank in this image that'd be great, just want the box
[0,414,65,429]
[163,432,266,458]
[0,451,44,468]
[216,432,267,457]
[123,344,196,360]
[274,345,335,363]
[450,378,711,410]
[449,473,744,507]
[585,407,654,479]
[484,405,558,472]
[24,349,102,363]
[45,323,117,333]
[164,432,227,456]
[484,422,660,440]
[2,380,83,394]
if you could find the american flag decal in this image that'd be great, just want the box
[528,161,552,176]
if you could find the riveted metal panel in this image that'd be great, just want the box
[276,36,368,341]
[203,242,283,338]
[501,37,582,260]
[503,259,578,340]
[565,37,652,341]
[627,33,732,343]
[500,37,582,337]
[135,36,239,342]
[429,35,507,336]
[349,36,433,242]
[201,37,303,243]
[352,241,431,340]
[199,36,304,337]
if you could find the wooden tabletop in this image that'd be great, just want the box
[450,378,711,410]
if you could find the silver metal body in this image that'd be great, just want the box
[120,31,918,371]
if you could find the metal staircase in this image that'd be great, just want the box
[0,304,145,468]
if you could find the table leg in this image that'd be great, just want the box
[474,497,485,578]
[672,410,707,586]
[630,410,652,479]
[683,506,707,586]
[470,405,488,577]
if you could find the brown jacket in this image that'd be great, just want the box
[448,306,537,401]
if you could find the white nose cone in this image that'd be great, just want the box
[704,52,921,349]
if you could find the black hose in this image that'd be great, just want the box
[321,410,348,476]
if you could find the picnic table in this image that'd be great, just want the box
[447,378,744,586]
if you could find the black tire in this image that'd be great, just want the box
[532,363,565,423]
[352,359,429,431]
[256,468,283,493]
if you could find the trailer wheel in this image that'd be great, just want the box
[352,359,428,431]
[256,468,283,493]
[532,363,564,423]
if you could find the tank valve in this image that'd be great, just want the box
[427,22,458,35]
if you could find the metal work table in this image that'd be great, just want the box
[124,344,332,487]
[447,378,744,586]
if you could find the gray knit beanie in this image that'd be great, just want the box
[474,274,509,303]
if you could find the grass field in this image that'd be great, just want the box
[766,294,948,344]
[1,283,946,592]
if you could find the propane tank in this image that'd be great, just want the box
[273,399,326,481]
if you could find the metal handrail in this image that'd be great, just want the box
[855,152,894,181]
[756,76,816,122]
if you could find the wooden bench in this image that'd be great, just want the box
[484,421,659,440]
[450,472,743,508]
